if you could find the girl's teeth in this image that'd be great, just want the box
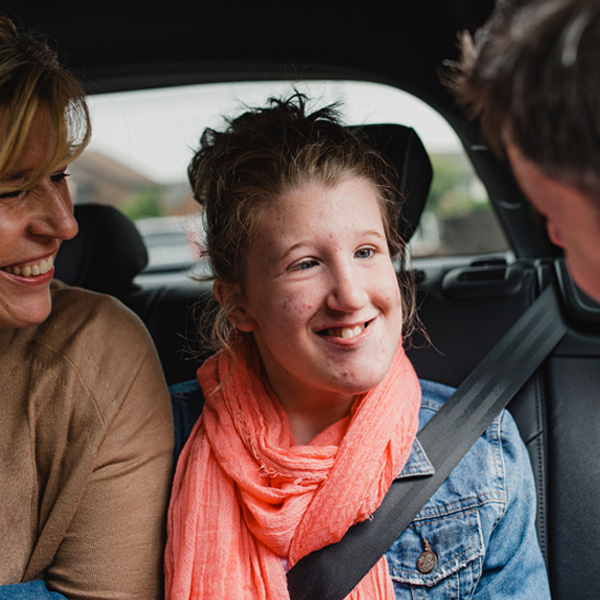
[338,325,364,338]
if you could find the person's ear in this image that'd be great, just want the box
[213,280,257,333]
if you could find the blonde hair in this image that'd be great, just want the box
[0,17,90,188]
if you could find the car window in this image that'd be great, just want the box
[69,80,508,272]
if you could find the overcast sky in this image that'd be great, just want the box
[86,80,462,185]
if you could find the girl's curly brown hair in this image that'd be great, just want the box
[188,93,417,353]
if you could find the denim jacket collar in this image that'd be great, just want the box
[395,437,435,480]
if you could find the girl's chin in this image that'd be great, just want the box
[326,367,392,396]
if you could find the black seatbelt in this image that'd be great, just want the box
[287,285,567,600]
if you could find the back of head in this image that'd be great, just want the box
[448,0,600,198]
[0,16,90,187]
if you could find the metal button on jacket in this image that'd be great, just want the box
[416,539,437,574]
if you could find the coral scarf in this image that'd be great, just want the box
[165,340,421,599]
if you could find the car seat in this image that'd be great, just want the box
[54,203,209,385]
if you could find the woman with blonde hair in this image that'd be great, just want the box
[0,17,173,600]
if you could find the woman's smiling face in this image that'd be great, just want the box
[223,176,404,410]
[0,108,78,329]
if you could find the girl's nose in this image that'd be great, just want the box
[327,263,368,312]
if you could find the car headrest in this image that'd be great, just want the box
[352,123,432,243]
[55,125,430,295]
[54,203,148,294]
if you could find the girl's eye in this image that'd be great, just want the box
[355,247,375,259]
[288,258,318,272]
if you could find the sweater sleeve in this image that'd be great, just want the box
[40,296,175,600]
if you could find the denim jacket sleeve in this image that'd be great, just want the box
[385,380,551,599]
[0,582,65,599]
[471,408,550,599]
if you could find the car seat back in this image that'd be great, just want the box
[54,203,207,385]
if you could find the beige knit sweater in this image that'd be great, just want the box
[0,281,174,599]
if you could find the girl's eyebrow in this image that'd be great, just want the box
[274,241,311,267]
[362,229,386,239]
[278,230,385,260]
[279,241,309,258]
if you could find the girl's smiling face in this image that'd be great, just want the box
[219,176,404,412]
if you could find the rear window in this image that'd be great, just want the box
[70,81,508,272]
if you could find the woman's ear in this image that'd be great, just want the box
[213,280,257,333]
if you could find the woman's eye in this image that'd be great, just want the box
[0,189,22,200]
[50,171,70,185]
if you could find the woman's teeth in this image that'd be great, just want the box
[2,256,54,277]
[323,324,365,339]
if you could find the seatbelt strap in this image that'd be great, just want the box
[287,285,567,600]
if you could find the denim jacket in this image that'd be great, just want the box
[384,379,550,599]
[170,377,550,599]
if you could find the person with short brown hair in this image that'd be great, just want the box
[448,0,600,301]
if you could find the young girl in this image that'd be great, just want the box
[165,95,550,599]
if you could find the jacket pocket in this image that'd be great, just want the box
[386,508,484,599]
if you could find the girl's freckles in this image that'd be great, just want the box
[282,298,314,312]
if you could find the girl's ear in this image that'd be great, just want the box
[213,280,257,333]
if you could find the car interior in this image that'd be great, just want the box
[8,1,600,598]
